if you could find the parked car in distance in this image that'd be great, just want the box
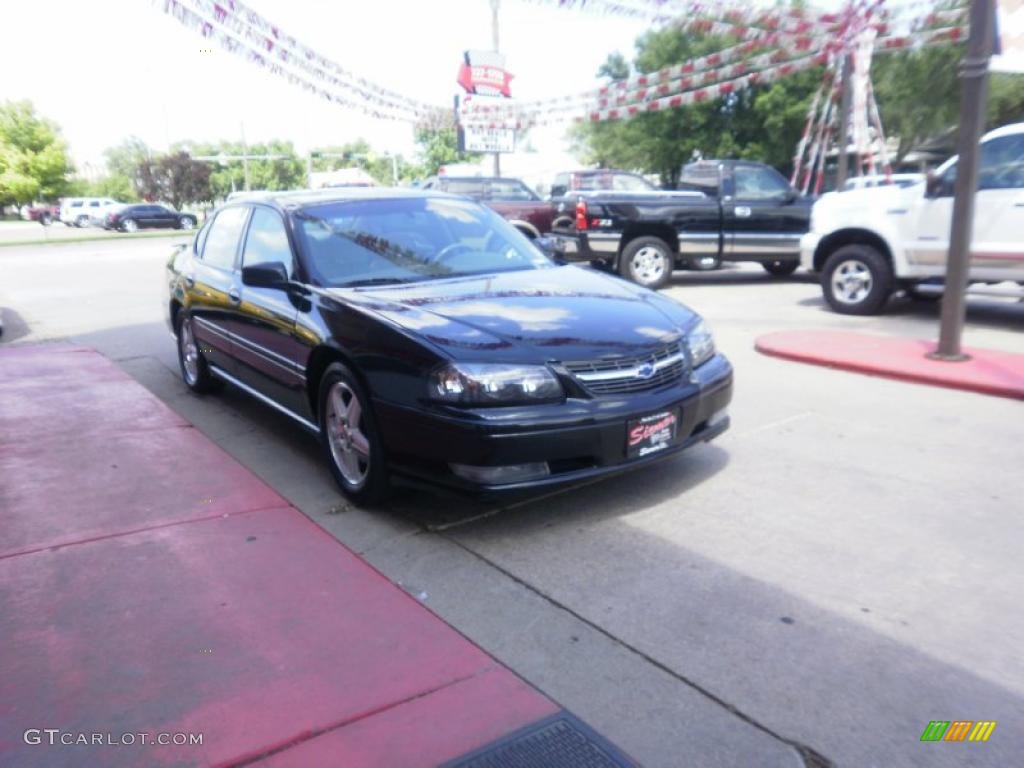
[107,203,197,232]
[801,123,1024,314]
[551,160,812,288]
[59,197,119,227]
[420,176,554,238]
[841,173,924,192]
[166,189,732,505]
[20,203,60,225]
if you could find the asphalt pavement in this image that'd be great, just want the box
[1,238,1022,767]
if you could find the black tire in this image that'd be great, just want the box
[618,236,673,289]
[40,214,52,226]
[121,218,138,233]
[75,215,89,228]
[175,312,221,393]
[178,216,196,230]
[762,259,799,277]
[318,362,388,506]
[821,244,893,315]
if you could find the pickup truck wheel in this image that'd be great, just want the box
[822,245,893,315]
[619,237,673,289]
[762,260,799,277]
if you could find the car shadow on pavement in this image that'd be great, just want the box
[442,502,1024,768]
[796,293,1024,333]
[0,307,31,343]
[668,269,818,288]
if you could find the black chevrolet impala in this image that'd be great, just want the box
[166,189,732,505]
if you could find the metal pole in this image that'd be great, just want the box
[491,0,501,178]
[930,0,995,361]
[836,54,853,191]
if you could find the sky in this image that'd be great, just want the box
[1,0,662,174]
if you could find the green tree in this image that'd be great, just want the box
[0,100,73,205]
[415,108,481,176]
[571,27,823,186]
[185,139,305,199]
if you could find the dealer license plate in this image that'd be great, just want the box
[626,409,679,459]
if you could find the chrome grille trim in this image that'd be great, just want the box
[563,343,688,395]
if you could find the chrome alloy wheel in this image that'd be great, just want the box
[179,316,200,385]
[831,258,872,305]
[325,381,371,488]
[630,245,668,285]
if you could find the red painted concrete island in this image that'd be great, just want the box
[755,330,1024,401]
[0,344,636,768]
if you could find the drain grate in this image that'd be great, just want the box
[441,711,638,768]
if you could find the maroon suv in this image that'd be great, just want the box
[421,176,554,239]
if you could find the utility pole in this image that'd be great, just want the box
[836,54,854,191]
[491,0,501,178]
[931,0,996,361]
[240,122,250,191]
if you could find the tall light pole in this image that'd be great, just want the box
[930,0,996,361]
[490,0,501,178]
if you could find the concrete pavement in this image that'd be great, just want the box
[2,238,1022,766]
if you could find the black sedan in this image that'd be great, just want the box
[165,189,732,505]
[108,204,197,232]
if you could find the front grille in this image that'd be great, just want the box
[563,342,687,395]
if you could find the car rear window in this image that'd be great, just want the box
[439,179,486,198]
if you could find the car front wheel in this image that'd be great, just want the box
[318,363,388,506]
[619,236,673,289]
[179,216,196,230]
[821,244,893,315]
[121,219,138,233]
[75,215,90,228]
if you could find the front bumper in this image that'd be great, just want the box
[549,232,622,263]
[800,231,822,272]
[374,354,733,494]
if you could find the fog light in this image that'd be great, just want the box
[707,407,729,427]
[449,462,550,485]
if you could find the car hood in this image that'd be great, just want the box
[326,265,699,362]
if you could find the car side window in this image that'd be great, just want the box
[200,207,248,271]
[978,135,1024,191]
[734,166,792,200]
[488,180,536,201]
[242,207,293,274]
[550,174,569,197]
[611,173,654,192]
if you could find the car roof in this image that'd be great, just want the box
[223,186,462,212]
[982,122,1024,142]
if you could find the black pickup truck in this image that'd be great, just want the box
[550,160,812,289]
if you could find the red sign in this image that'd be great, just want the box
[457,50,513,98]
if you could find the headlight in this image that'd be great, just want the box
[430,363,564,405]
[686,320,715,367]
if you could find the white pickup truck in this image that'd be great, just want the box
[801,123,1024,314]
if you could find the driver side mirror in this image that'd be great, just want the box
[242,261,289,289]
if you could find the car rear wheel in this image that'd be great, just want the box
[619,236,673,289]
[75,215,89,228]
[176,313,220,393]
[318,363,388,506]
[121,219,138,233]
[763,260,799,277]
[179,216,196,230]
[822,244,893,315]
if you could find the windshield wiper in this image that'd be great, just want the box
[340,277,419,287]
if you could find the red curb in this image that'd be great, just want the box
[755,330,1024,400]
[0,344,560,768]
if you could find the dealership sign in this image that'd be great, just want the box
[457,50,513,98]
[993,0,1024,73]
[460,124,516,153]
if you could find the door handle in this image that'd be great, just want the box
[228,288,241,304]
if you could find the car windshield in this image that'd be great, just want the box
[295,196,554,287]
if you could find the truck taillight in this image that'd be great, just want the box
[575,200,588,231]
